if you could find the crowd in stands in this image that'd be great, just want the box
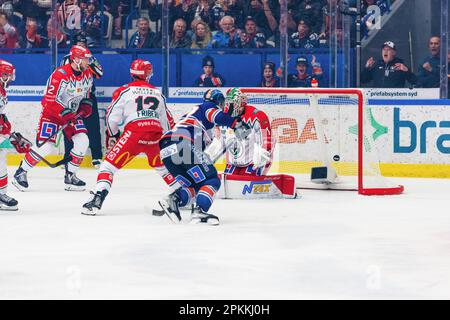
[0,0,398,50]
[1,0,448,91]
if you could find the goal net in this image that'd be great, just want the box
[240,88,403,196]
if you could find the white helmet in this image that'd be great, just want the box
[224,87,246,117]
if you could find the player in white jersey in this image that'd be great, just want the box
[81,59,176,215]
[0,60,18,210]
[207,88,296,199]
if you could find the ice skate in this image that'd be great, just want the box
[158,191,182,223]
[13,166,28,191]
[64,171,86,191]
[81,190,108,216]
[190,207,219,226]
[0,193,18,211]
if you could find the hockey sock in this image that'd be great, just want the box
[176,187,196,208]
[95,161,118,193]
[154,165,182,192]
[67,133,89,173]
[0,173,7,194]
[196,178,221,212]
[22,142,55,171]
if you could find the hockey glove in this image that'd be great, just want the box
[233,120,251,141]
[78,98,94,118]
[88,59,103,79]
[60,108,78,124]
[106,131,120,152]
[0,114,11,135]
[10,132,32,153]
[252,143,271,169]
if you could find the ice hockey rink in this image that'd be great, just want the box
[1,166,450,300]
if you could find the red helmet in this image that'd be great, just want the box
[0,59,15,85]
[130,59,153,81]
[69,45,92,61]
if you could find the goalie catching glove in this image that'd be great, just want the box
[9,132,31,153]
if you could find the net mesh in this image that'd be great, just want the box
[241,88,399,192]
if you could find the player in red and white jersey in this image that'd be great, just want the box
[0,60,19,210]
[13,45,94,192]
[81,59,176,215]
[207,88,296,199]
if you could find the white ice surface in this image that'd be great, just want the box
[1,167,450,300]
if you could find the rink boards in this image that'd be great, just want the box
[4,87,450,178]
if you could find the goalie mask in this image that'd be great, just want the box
[130,59,153,82]
[225,88,246,117]
[0,60,15,88]
[203,89,225,109]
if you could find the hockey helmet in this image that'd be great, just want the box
[203,89,225,109]
[0,59,15,87]
[130,59,153,82]
[224,88,246,117]
[69,45,92,61]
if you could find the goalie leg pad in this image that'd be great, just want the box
[220,174,296,199]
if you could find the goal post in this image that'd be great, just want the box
[240,87,404,196]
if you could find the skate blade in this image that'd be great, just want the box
[158,201,181,223]
[65,185,86,192]
[12,180,27,192]
[81,207,98,216]
[0,205,18,211]
[190,217,220,226]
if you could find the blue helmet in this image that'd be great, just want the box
[203,89,225,108]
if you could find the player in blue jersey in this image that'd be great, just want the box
[157,89,250,225]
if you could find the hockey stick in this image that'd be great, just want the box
[29,149,72,168]
[10,132,72,168]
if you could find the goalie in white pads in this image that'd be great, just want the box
[206,88,296,199]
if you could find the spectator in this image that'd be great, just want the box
[239,16,267,48]
[15,0,48,35]
[293,0,323,35]
[82,0,102,47]
[209,0,226,31]
[259,61,280,87]
[0,10,19,51]
[129,17,159,48]
[289,19,319,49]
[47,16,68,48]
[207,15,240,48]
[361,41,417,88]
[243,0,279,38]
[194,0,213,28]
[417,36,441,88]
[194,55,226,87]
[191,19,212,49]
[170,18,191,48]
[170,0,197,31]
[287,55,322,87]
[57,0,82,36]
[21,17,46,48]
